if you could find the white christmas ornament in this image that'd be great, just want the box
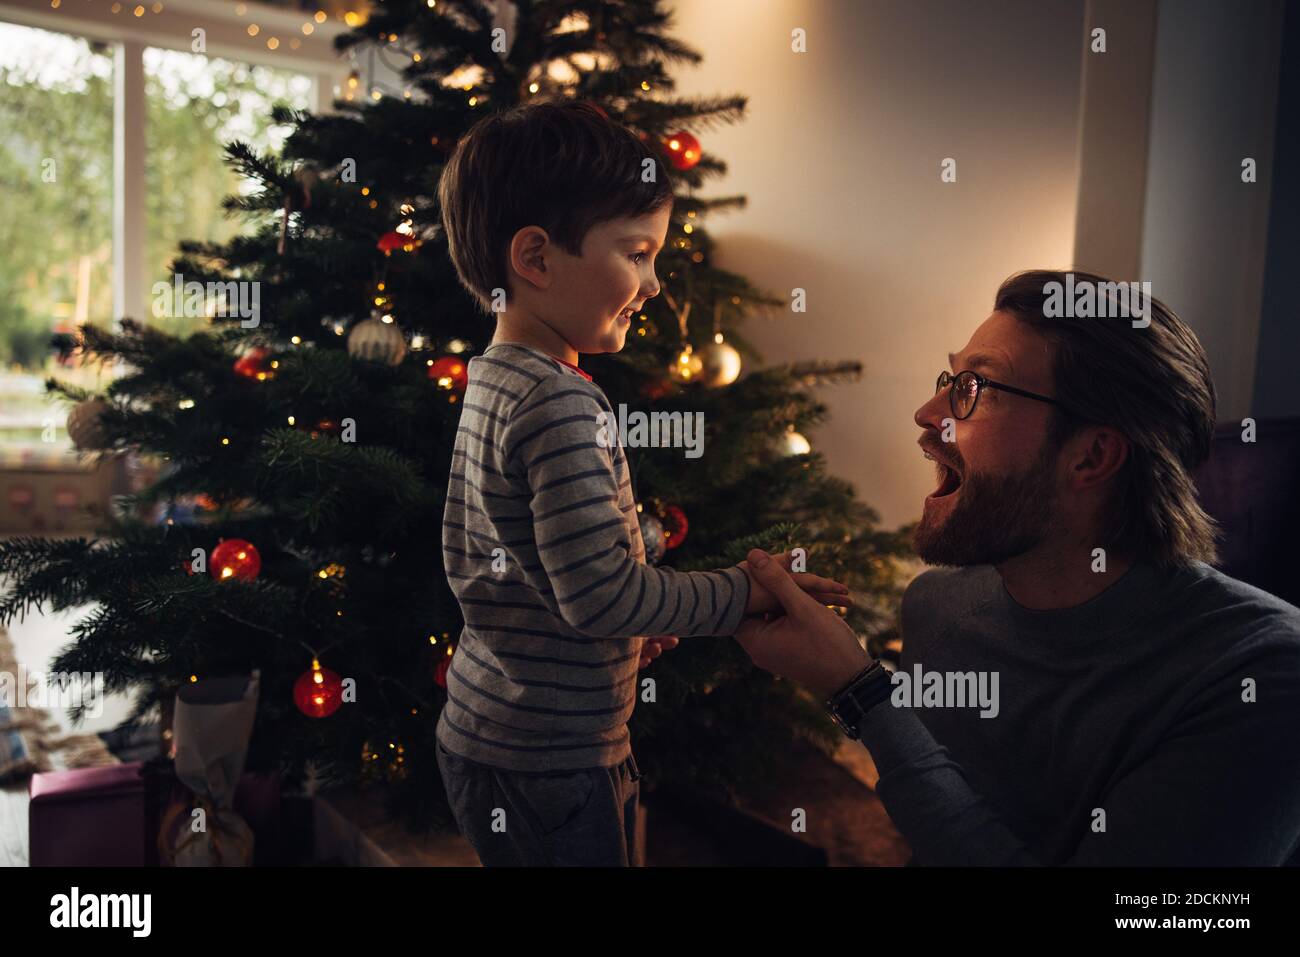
[347,316,407,366]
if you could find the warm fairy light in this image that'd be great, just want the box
[360,186,369,195]
[221,437,230,445]
[267,37,279,50]
[344,11,360,26]
[302,23,314,35]
[247,24,259,36]
[641,81,651,91]
[529,82,539,93]
[412,53,421,62]
[714,332,724,343]
[290,335,301,344]
[410,335,424,349]
[133,4,144,16]
[380,313,394,324]
[177,398,195,409]
[377,281,385,291]
[189,675,197,682]
[236,3,246,14]
[50,0,60,8]
[110,2,121,12]
[468,96,478,106]
[427,0,435,6]
[152,2,162,12]
[221,567,233,578]
[314,10,326,23]
[287,415,296,426]
[429,635,437,644]
[683,223,693,234]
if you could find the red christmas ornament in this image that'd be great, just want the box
[378,231,410,254]
[294,658,344,718]
[641,377,673,400]
[233,347,276,380]
[661,504,688,550]
[662,131,701,171]
[434,652,452,689]
[210,538,261,582]
[427,355,468,392]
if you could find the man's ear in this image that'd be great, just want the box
[508,226,552,292]
[1066,425,1129,491]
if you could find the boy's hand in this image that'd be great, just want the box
[639,635,679,669]
[739,551,853,616]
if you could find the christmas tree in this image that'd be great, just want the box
[0,0,912,830]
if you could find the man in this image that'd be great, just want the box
[736,270,1300,865]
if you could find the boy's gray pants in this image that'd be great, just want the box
[437,741,644,866]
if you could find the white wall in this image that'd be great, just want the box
[1139,0,1285,422]
[668,0,1085,528]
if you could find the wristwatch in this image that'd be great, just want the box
[825,660,893,740]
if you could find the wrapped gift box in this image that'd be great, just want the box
[29,761,147,866]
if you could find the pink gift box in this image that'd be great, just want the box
[28,762,147,867]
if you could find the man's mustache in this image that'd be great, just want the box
[918,435,964,473]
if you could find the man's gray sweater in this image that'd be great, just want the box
[859,561,1300,865]
[437,342,750,773]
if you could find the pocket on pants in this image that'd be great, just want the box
[513,771,596,836]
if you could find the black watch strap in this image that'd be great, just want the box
[825,661,893,740]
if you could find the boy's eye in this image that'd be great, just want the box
[629,252,647,264]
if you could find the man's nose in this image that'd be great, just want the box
[914,385,948,431]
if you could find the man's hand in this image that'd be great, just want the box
[638,634,679,669]
[734,548,872,697]
[740,550,853,615]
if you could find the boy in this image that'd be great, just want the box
[435,100,852,866]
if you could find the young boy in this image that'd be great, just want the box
[435,100,852,866]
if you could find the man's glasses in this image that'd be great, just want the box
[935,370,1069,421]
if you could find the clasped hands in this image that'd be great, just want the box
[639,550,871,698]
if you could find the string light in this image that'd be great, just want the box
[247,24,259,36]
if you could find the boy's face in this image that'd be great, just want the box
[531,204,671,355]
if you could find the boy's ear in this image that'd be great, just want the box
[508,226,553,292]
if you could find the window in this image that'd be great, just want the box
[0,18,318,454]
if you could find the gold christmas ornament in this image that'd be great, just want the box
[779,428,811,456]
[347,314,406,365]
[66,398,111,450]
[698,340,741,387]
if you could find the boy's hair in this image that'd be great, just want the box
[994,269,1219,568]
[437,99,676,315]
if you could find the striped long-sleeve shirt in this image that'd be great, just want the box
[436,341,752,773]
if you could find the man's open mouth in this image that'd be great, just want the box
[924,451,963,500]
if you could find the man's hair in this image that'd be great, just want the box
[437,99,675,315]
[994,269,1219,568]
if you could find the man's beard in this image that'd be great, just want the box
[912,441,1060,567]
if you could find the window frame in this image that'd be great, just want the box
[0,0,350,328]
